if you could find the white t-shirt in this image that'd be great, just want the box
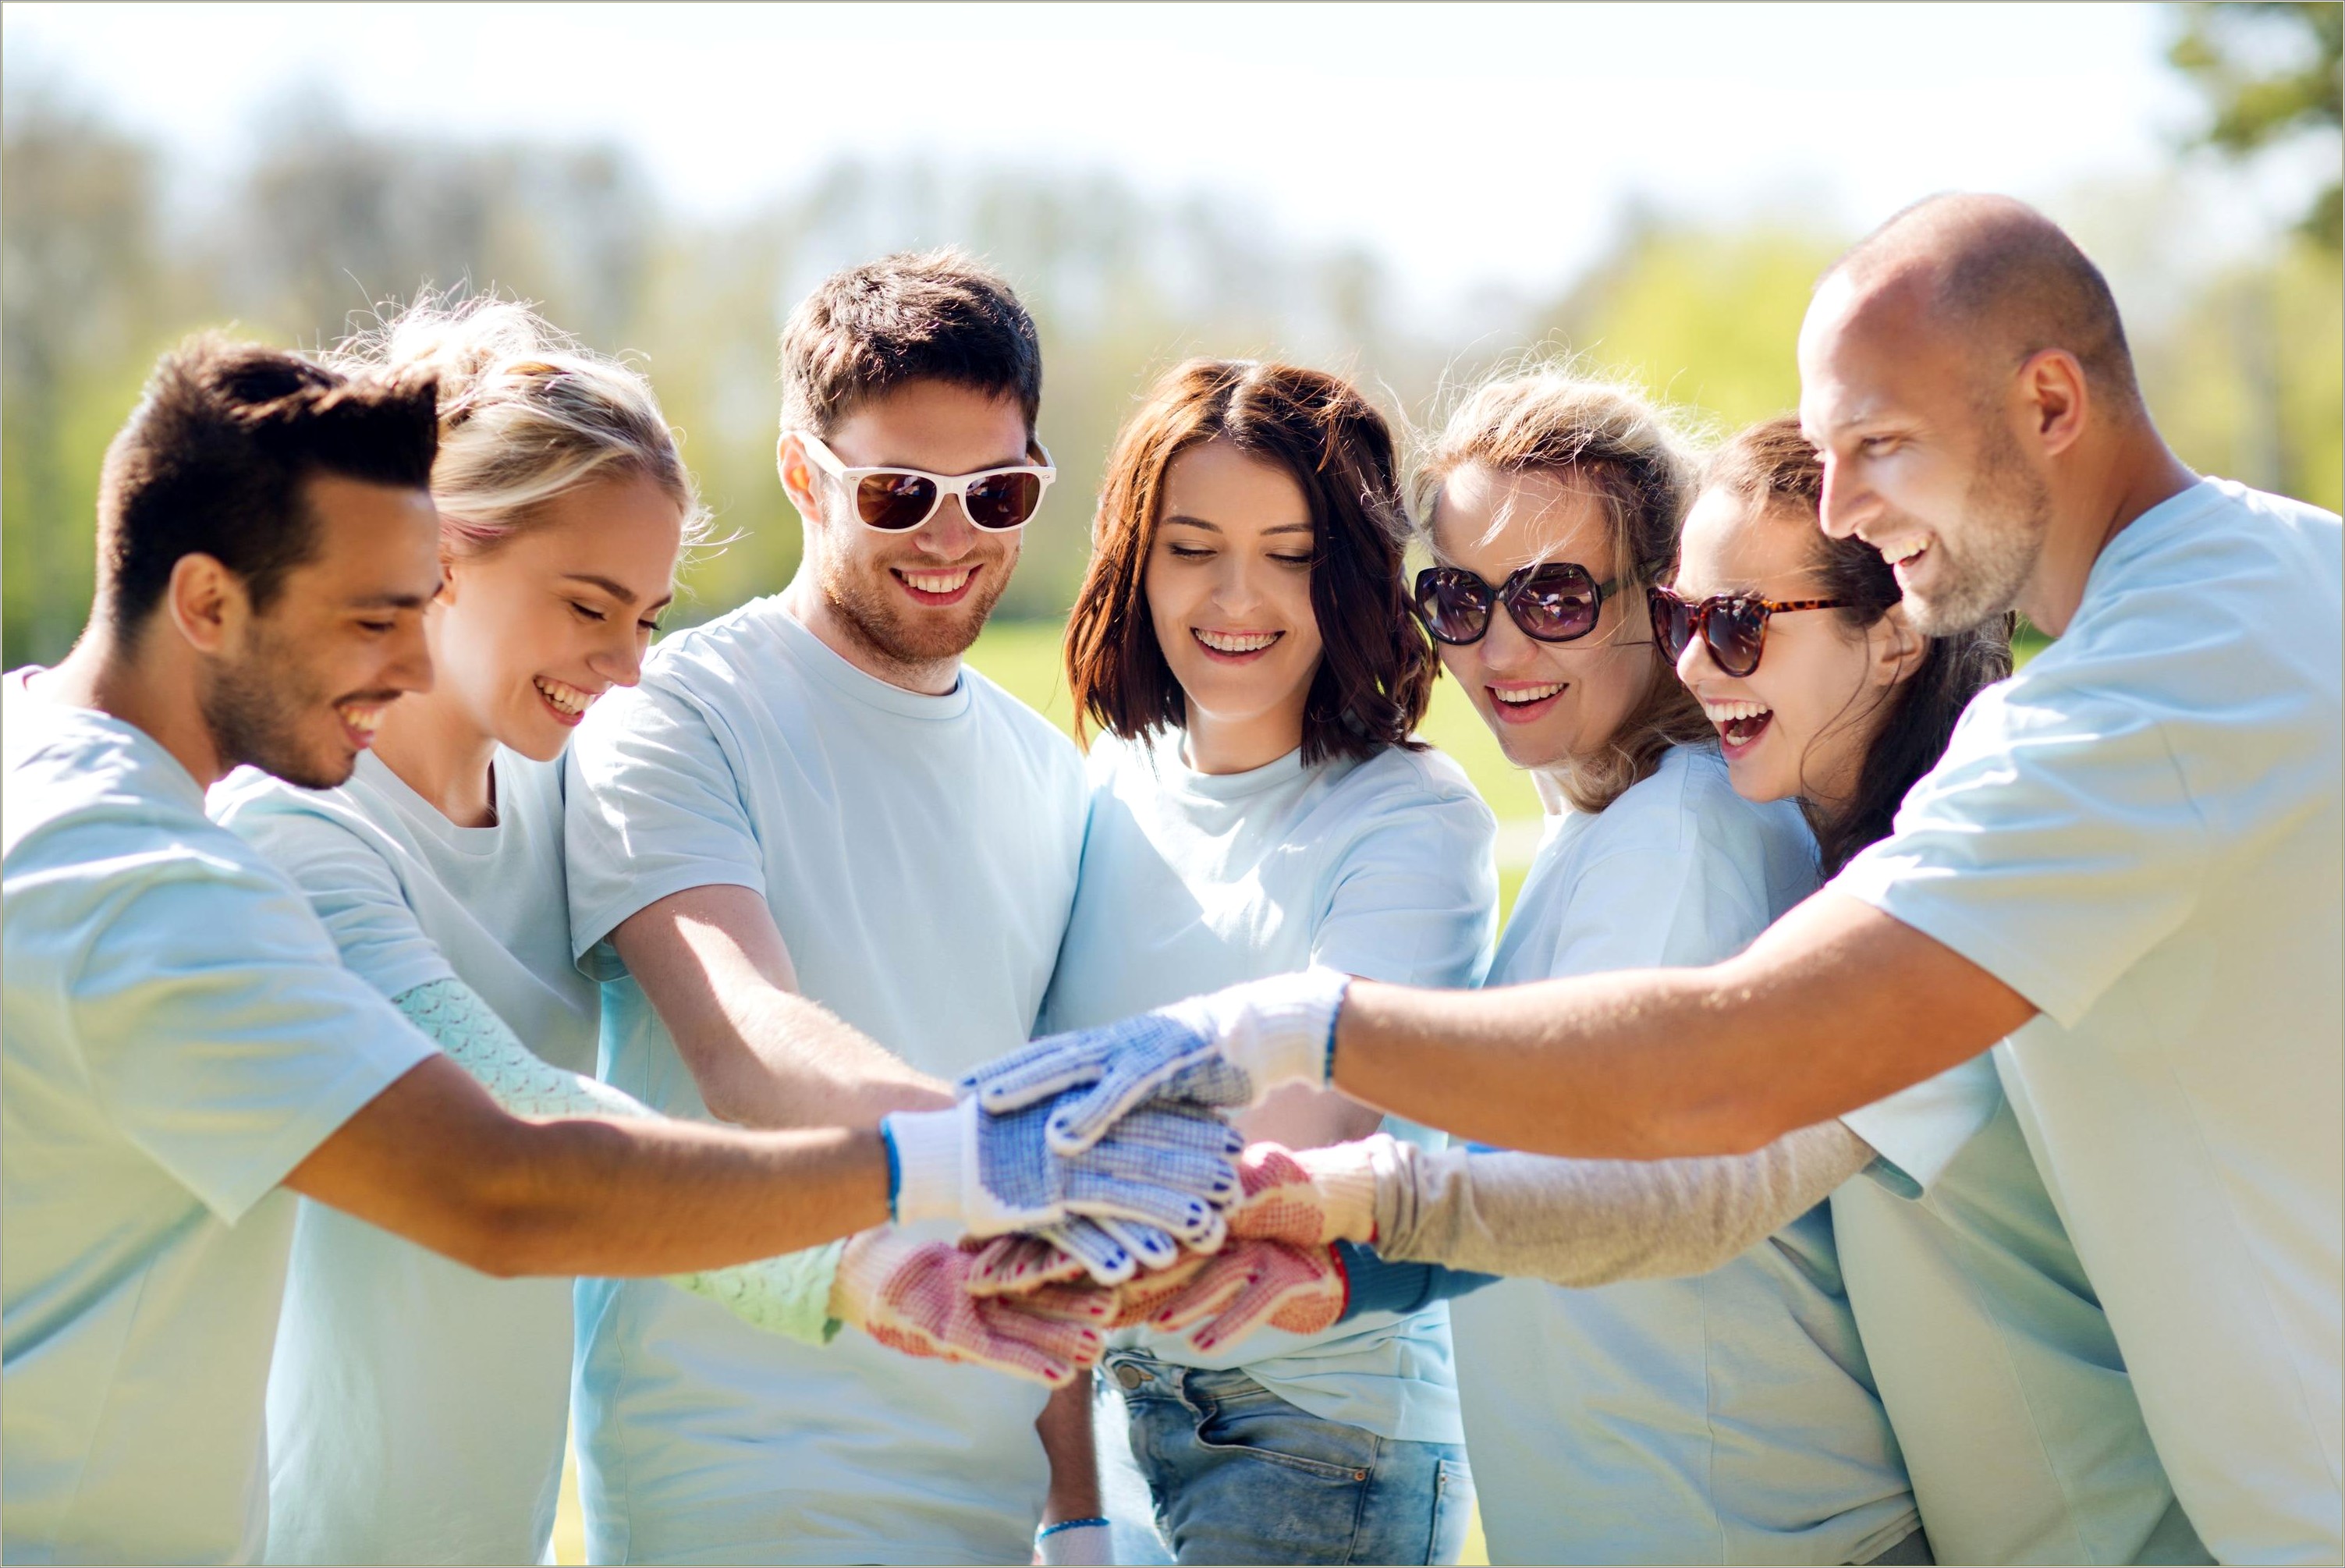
[1454,743,1920,1566]
[1,672,433,1565]
[213,748,597,1565]
[1837,477,2343,1565]
[1040,728,1498,1444]
[1841,1058,2204,1563]
[563,601,1087,1566]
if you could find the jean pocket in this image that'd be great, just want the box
[1429,1457,1476,1566]
[1191,1385,1375,1483]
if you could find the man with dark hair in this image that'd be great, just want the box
[977,194,2343,1563]
[562,250,1109,1563]
[1,335,1195,1564]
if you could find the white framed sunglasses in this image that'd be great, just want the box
[791,431,1056,533]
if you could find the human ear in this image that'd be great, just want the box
[2017,349,2088,458]
[1871,601,1927,689]
[164,553,247,655]
[776,435,825,524]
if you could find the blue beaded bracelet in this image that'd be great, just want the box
[1037,1517,1111,1540]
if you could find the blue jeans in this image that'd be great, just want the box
[1103,1350,1475,1566]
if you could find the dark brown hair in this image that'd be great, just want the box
[1417,370,1712,814]
[1065,359,1434,764]
[97,334,440,634]
[779,248,1041,438]
[1705,416,2014,874]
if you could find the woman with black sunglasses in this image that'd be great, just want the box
[1659,418,2201,1562]
[1217,414,2205,1564]
[1405,371,1923,1566]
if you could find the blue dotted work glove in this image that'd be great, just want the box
[883,1098,1241,1244]
[960,969,1350,1155]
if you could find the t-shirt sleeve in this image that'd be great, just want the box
[1838,1051,2003,1198]
[1544,834,1774,981]
[230,803,453,1002]
[1311,787,1499,989]
[1832,685,2209,1029]
[564,672,766,970]
[68,851,436,1223]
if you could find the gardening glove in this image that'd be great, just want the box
[828,1229,1113,1388]
[882,1097,1240,1244]
[960,969,1350,1155]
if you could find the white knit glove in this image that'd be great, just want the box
[960,968,1351,1154]
[1035,1518,1114,1566]
[882,1097,1240,1243]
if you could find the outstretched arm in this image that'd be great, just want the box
[394,976,844,1343]
[1369,1126,1875,1284]
[1333,890,2031,1159]
[613,884,950,1130]
[285,1053,890,1279]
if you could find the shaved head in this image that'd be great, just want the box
[1799,193,2194,639]
[1822,193,2141,414]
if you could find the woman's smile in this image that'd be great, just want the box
[1190,626,1286,663]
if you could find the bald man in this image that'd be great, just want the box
[976,195,2343,1563]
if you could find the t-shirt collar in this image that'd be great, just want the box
[768,603,974,722]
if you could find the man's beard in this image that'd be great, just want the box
[1907,420,2052,636]
[200,626,354,789]
[819,549,1012,672]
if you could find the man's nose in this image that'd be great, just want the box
[388,617,435,695]
[911,494,980,559]
[1818,455,1868,540]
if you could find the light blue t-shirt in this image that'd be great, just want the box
[1839,1058,2206,1564]
[1837,478,2342,1566]
[214,748,597,1565]
[1040,728,1499,1443]
[1,672,434,1565]
[1453,743,1920,1566]
[562,600,1087,1566]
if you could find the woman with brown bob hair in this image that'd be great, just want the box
[1042,358,1499,1566]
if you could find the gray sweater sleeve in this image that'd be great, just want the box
[1371,1120,1876,1286]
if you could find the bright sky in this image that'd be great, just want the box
[2,2,2245,307]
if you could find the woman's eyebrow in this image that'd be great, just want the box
[561,572,639,604]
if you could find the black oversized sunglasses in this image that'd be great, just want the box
[1648,586,1850,677]
[1414,562,1617,646]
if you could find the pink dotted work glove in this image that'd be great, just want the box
[1221,1137,1392,1247]
[828,1229,1112,1388]
[1102,1137,1377,1352]
[1110,1237,1347,1354]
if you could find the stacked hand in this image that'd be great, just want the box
[873,972,1358,1377]
[960,970,1351,1157]
[963,1137,1389,1356]
[828,1229,1116,1388]
[882,1096,1242,1250]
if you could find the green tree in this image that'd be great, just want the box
[1533,216,1843,433]
[2169,1,2343,246]
[2,80,165,666]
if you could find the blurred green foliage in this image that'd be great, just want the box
[5,38,2340,673]
[2170,1,2343,244]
